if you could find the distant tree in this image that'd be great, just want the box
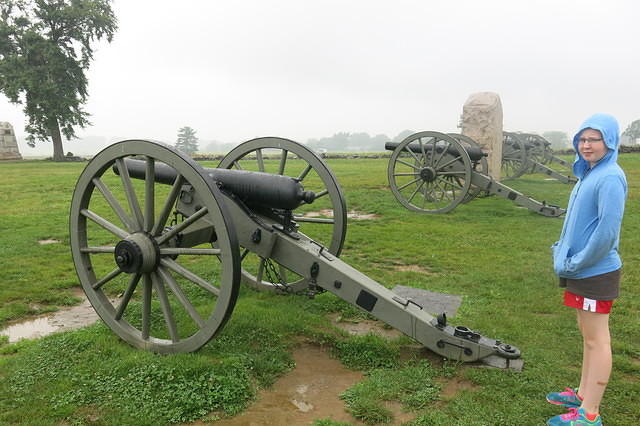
[0,0,118,161]
[371,133,390,151]
[349,132,371,151]
[329,132,350,151]
[542,131,570,149]
[203,140,231,153]
[175,126,199,155]
[392,129,416,142]
[306,132,350,152]
[306,131,389,152]
[622,119,640,143]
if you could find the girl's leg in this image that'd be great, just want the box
[576,311,587,399]
[576,309,611,414]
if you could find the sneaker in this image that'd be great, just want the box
[546,387,582,408]
[546,407,602,425]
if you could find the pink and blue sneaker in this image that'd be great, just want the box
[546,387,582,408]
[546,407,602,425]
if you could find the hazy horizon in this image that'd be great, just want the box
[2,0,639,157]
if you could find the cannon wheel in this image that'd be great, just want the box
[524,133,552,166]
[218,137,347,292]
[388,131,472,214]
[502,132,528,180]
[448,133,489,203]
[69,140,241,353]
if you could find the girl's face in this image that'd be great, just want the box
[578,129,607,167]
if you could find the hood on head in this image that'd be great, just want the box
[572,113,620,177]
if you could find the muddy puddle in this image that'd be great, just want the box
[38,238,62,245]
[197,317,437,424]
[205,344,367,425]
[0,289,103,343]
[204,344,422,425]
[304,209,380,220]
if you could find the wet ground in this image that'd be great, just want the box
[0,288,101,343]
[304,209,380,220]
[205,344,369,425]
[0,288,483,425]
[0,298,423,425]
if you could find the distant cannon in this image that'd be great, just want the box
[69,137,520,367]
[385,131,565,216]
[521,133,571,167]
[501,132,576,184]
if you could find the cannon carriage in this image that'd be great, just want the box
[501,132,576,184]
[385,131,565,216]
[69,137,520,366]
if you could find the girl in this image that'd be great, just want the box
[547,113,627,426]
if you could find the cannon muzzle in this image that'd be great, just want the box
[115,159,316,210]
[384,141,486,162]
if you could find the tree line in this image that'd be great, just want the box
[182,126,640,155]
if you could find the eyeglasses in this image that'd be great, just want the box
[578,137,603,144]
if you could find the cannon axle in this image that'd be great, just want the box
[114,233,160,274]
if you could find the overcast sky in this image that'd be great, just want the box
[2,0,639,156]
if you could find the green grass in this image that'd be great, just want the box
[340,360,444,424]
[1,154,639,425]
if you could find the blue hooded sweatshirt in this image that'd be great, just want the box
[552,113,627,279]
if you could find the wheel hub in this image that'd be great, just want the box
[419,167,437,182]
[114,233,159,273]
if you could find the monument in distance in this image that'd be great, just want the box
[0,122,23,160]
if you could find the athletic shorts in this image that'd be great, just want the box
[564,290,613,314]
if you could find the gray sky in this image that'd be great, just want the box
[2,0,639,156]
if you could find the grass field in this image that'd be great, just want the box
[0,152,638,425]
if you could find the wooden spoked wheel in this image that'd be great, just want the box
[448,133,489,203]
[69,140,241,353]
[218,137,347,293]
[501,132,528,180]
[388,131,472,214]
[523,133,552,166]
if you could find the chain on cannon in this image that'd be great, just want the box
[69,138,521,368]
[385,131,566,216]
[501,132,576,184]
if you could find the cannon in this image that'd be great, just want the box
[69,137,520,367]
[501,132,576,184]
[520,133,572,167]
[385,131,565,216]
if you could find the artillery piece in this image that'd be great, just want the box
[521,133,573,168]
[385,131,565,216]
[501,132,576,184]
[69,137,520,367]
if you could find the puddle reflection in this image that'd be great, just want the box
[0,317,61,342]
[0,295,102,343]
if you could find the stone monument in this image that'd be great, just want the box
[460,92,503,180]
[0,122,23,160]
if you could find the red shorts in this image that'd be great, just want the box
[564,290,613,314]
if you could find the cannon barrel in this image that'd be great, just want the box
[115,159,316,210]
[384,141,486,162]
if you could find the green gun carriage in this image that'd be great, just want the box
[501,132,576,184]
[69,137,520,367]
[385,131,566,216]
